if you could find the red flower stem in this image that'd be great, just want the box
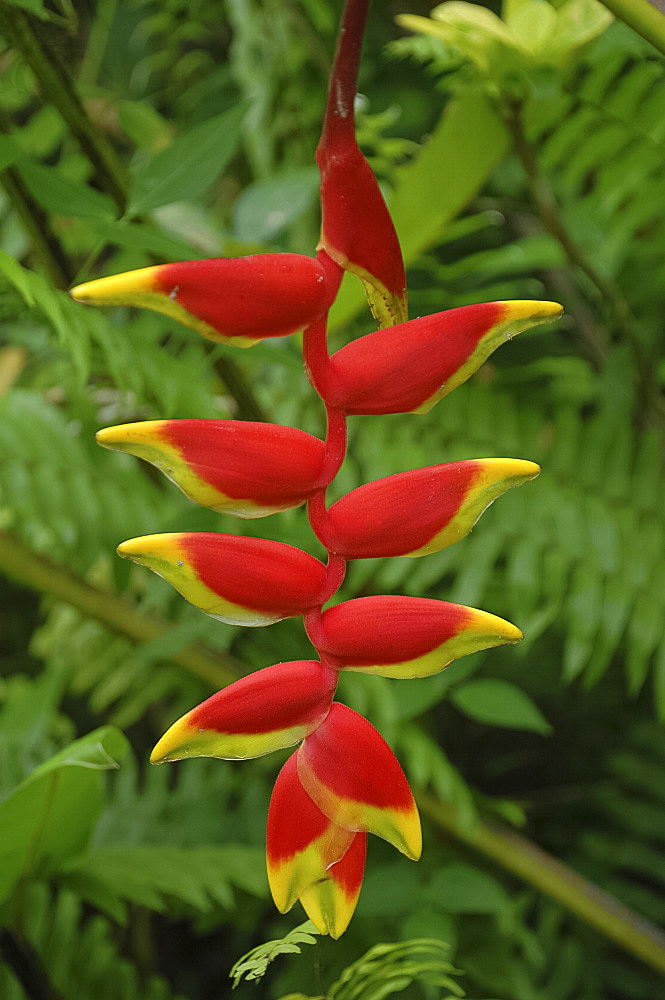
[307,489,335,551]
[320,402,347,486]
[304,607,328,654]
[303,316,330,399]
[303,250,342,398]
[319,0,370,147]
[320,552,347,605]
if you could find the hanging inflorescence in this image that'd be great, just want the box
[71,0,562,938]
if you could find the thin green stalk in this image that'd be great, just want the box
[0,7,128,212]
[599,0,665,56]
[0,530,241,690]
[417,791,665,977]
[0,167,72,289]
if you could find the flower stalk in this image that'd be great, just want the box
[71,0,562,937]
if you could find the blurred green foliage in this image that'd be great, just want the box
[1,1,665,998]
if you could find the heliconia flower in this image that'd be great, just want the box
[313,300,563,415]
[312,459,539,559]
[267,752,355,917]
[305,596,523,678]
[297,703,422,860]
[150,660,338,763]
[116,532,327,625]
[96,420,326,517]
[299,831,367,939]
[70,254,332,346]
[315,0,406,326]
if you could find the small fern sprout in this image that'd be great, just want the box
[71,0,562,938]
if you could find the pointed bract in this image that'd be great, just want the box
[96,420,326,517]
[317,460,539,559]
[306,596,522,678]
[151,660,338,764]
[319,301,562,414]
[316,0,406,326]
[70,254,332,346]
[297,703,421,860]
[116,532,327,625]
[299,832,367,938]
[267,753,355,914]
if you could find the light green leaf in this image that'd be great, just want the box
[233,167,319,243]
[451,679,553,733]
[4,0,49,16]
[118,100,173,153]
[550,0,613,59]
[0,727,129,905]
[508,0,558,53]
[17,159,117,220]
[128,104,246,216]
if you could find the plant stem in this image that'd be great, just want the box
[0,929,65,1000]
[210,350,267,422]
[0,530,241,690]
[598,0,665,56]
[416,790,665,977]
[320,404,347,485]
[0,166,72,289]
[0,7,129,213]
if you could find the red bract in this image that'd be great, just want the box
[71,254,332,345]
[267,753,354,918]
[74,0,561,937]
[297,703,422,860]
[97,420,326,516]
[310,459,539,558]
[305,597,523,677]
[116,533,328,625]
[151,660,337,763]
[310,300,562,415]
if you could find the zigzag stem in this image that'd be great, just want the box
[302,250,348,619]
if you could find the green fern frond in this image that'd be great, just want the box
[0,884,186,1000]
[229,920,320,988]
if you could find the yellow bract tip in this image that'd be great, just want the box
[502,300,563,322]
[150,714,194,764]
[468,608,523,645]
[70,266,161,305]
[116,533,183,563]
[96,421,167,451]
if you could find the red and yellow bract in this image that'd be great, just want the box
[72,0,561,937]
[116,533,327,625]
[71,254,333,346]
[305,596,523,678]
[97,420,326,516]
[151,660,338,763]
[313,459,540,558]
